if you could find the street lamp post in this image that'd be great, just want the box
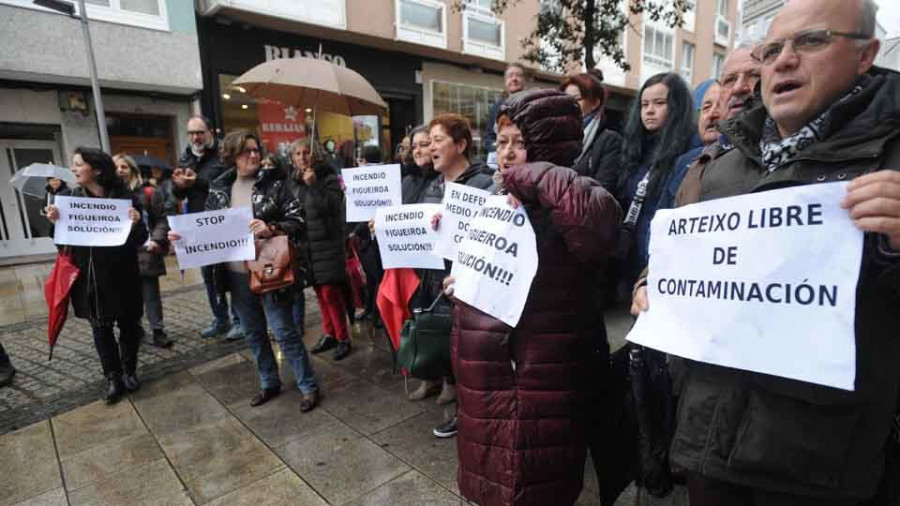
[34,0,110,152]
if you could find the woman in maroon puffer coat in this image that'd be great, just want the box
[448,89,621,505]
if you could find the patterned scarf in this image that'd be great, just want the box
[759,79,866,172]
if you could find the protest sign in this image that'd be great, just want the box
[627,182,863,391]
[434,182,490,260]
[167,208,255,270]
[450,196,538,327]
[342,164,402,222]
[53,196,133,246]
[375,204,444,270]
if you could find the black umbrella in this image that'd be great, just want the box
[130,154,172,171]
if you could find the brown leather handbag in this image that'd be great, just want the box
[245,235,297,295]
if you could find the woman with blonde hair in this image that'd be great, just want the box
[114,153,174,348]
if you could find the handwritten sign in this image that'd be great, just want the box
[434,182,490,260]
[342,164,402,222]
[167,208,255,269]
[450,196,538,327]
[375,204,444,269]
[627,182,864,391]
[53,196,132,246]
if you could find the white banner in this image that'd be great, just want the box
[342,164,402,222]
[167,208,255,270]
[53,196,133,246]
[450,196,538,327]
[627,182,864,391]
[375,204,445,270]
[434,182,490,260]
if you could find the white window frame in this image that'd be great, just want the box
[680,41,695,84]
[711,52,725,79]
[462,8,505,61]
[642,23,675,70]
[715,15,732,46]
[0,0,169,31]
[716,0,728,17]
[395,0,448,49]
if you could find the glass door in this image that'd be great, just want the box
[0,140,62,258]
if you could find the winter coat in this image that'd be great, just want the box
[60,185,148,322]
[171,177,210,214]
[178,139,227,183]
[670,68,900,501]
[453,162,621,506]
[401,165,439,205]
[286,170,346,286]
[135,183,171,277]
[206,166,305,290]
[483,95,506,154]
[572,115,624,193]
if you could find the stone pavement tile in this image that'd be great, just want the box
[319,379,423,436]
[131,371,230,436]
[369,408,460,495]
[275,422,410,506]
[9,488,67,506]
[0,268,25,326]
[229,390,338,449]
[51,399,147,459]
[331,343,403,392]
[583,452,599,493]
[306,358,360,392]
[67,458,191,506]
[190,353,260,407]
[14,264,49,320]
[0,421,62,506]
[204,467,328,506]
[156,416,284,504]
[60,433,164,491]
[343,470,460,506]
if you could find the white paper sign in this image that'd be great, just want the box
[450,196,538,327]
[342,164,402,222]
[375,204,445,269]
[627,182,864,391]
[53,196,133,246]
[434,182,491,260]
[167,208,255,269]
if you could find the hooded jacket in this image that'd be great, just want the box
[286,165,346,286]
[670,68,900,501]
[453,89,622,506]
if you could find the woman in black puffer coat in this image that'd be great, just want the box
[287,138,351,361]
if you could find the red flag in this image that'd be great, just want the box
[376,268,420,351]
[44,251,80,360]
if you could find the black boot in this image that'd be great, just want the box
[122,372,140,392]
[151,330,174,348]
[311,335,338,354]
[0,361,15,388]
[105,373,125,404]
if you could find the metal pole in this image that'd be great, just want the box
[77,0,110,152]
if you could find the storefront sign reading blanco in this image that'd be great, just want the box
[263,45,346,67]
[627,182,864,391]
[434,182,490,260]
[450,196,538,327]
[375,204,444,270]
[53,196,132,246]
[167,208,255,270]
[342,164,402,222]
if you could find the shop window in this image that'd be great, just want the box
[431,80,505,161]
[396,0,447,49]
[680,42,695,84]
[463,4,505,60]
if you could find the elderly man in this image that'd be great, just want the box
[484,62,527,158]
[635,0,900,504]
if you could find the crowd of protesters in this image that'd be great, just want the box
[5,0,899,504]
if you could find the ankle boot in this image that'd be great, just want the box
[435,379,457,405]
[105,374,125,404]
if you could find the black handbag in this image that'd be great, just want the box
[395,293,452,380]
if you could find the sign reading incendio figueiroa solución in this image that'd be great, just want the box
[342,164,402,222]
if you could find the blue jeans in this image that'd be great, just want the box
[292,283,306,334]
[202,265,241,328]
[228,271,317,394]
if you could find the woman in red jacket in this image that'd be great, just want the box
[447,89,621,506]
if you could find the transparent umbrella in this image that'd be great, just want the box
[10,163,75,199]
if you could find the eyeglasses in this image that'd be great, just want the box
[240,148,260,156]
[187,130,208,136]
[751,29,871,64]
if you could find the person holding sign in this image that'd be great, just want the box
[186,130,320,411]
[445,90,621,506]
[632,1,900,503]
[45,148,148,404]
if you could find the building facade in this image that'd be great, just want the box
[592,0,739,92]
[0,0,203,260]
[195,0,548,164]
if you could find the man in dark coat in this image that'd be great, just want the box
[635,1,900,503]
[483,62,527,160]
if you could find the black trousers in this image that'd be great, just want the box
[687,473,858,506]
[91,318,141,377]
[0,342,10,366]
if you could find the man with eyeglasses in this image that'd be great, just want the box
[172,115,242,340]
[633,0,900,504]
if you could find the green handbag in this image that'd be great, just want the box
[395,294,452,380]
